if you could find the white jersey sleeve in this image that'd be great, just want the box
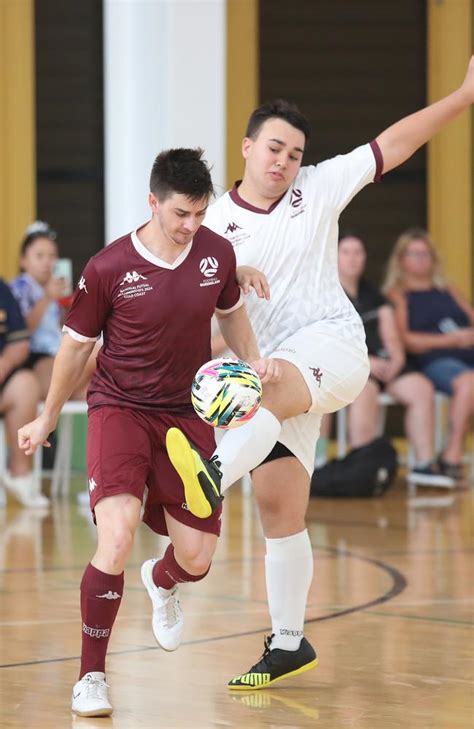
[307,141,382,213]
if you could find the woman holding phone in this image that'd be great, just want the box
[10,221,92,400]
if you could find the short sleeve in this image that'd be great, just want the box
[215,244,242,314]
[311,141,383,213]
[63,259,111,341]
[0,280,30,344]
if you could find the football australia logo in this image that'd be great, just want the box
[289,187,306,218]
[199,257,220,288]
[199,257,218,278]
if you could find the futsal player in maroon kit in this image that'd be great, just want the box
[18,148,279,718]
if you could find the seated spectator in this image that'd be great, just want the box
[0,279,48,507]
[10,221,89,400]
[318,233,453,487]
[383,228,474,480]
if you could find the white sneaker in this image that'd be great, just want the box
[141,558,184,651]
[3,472,50,508]
[71,671,113,717]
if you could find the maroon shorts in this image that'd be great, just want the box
[87,406,221,536]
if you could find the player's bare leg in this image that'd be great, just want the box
[72,493,142,718]
[228,457,317,689]
[141,511,218,650]
[166,361,312,517]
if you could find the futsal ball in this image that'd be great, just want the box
[191,357,263,429]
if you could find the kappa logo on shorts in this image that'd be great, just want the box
[309,367,323,387]
[78,276,88,293]
[181,502,189,511]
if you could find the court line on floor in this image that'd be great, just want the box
[0,547,407,669]
[364,610,473,626]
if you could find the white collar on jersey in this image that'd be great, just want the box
[131,229,193,270]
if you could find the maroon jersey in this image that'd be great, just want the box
[64,225,241,413]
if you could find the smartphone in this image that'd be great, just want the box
[53,258,73,296]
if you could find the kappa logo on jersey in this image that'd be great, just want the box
[120,270,147,285]
[88,477,97,493]
[290,188,303,208]
[309,367,323,387]
[199,257,219,278]
[78,276,88,293]
[225,222,242,234]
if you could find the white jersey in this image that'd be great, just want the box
[205,142,382,356]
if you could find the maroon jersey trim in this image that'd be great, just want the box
[229,182,287,215]
[370,139,384,182]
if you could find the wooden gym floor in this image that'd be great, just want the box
[0,477,472,728]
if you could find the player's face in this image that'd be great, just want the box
[21,236,58,285]
[401,239,434,277]
[150,193,209,247]
[242,118,305,198]
[338,237,366,279]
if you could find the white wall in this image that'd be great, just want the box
[103,0,226,244]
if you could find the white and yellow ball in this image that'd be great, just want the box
[191,357,262,429]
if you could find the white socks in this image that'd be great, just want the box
[213,408,281,492]
[265,529,314,651]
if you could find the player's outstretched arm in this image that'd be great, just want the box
[18,333,95,455]
[216,305,281,383]
[376,56,474,174]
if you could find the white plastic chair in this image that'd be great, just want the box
[35,401,88,497]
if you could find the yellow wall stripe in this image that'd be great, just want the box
[0,0,36,280]
[226,0,258,189]
[427,0,473,298]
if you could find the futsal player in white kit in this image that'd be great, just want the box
[167,58,474,689]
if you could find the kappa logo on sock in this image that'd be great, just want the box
[279,628,304,636]
[82,623,110,638]
[96,591,121,600]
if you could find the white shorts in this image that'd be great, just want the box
[270,322,370,476]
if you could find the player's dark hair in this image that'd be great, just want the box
[20,220,58,256]
[150,148,214,202]
[246,100,311,144]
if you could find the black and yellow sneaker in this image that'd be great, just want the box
[166,427,223,518]
[227,635,318,690]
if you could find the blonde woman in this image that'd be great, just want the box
[383,229,474,480]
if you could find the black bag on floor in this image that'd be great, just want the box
[310,437,398,498]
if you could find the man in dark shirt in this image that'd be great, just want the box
[0,279,44,507]
[18,148,278,718]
